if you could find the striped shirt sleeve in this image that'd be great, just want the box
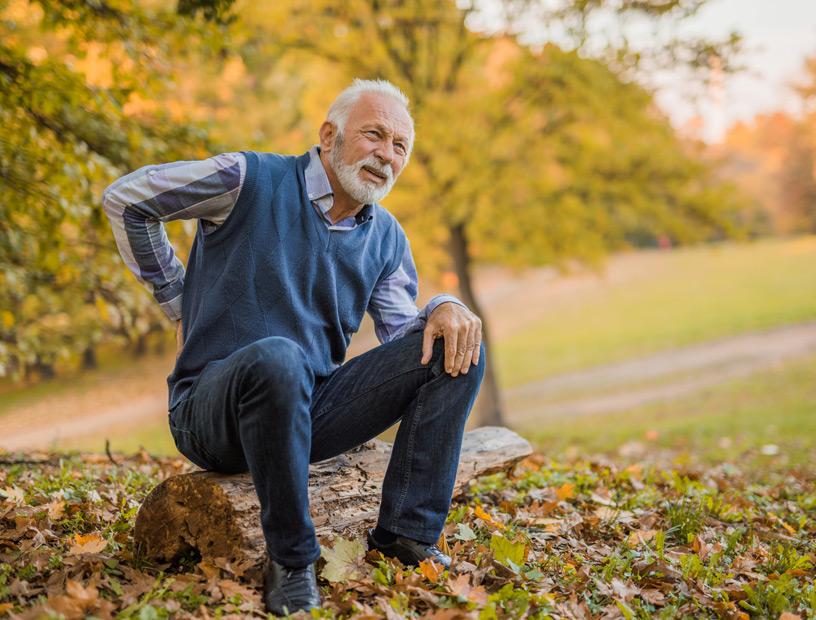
[101,153,246,321]
[368,241,466,343]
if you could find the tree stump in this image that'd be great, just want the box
[134,426,531,580]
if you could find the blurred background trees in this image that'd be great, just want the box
[0,0,215,377]
[4,0,799,427]
[714,56,816,236]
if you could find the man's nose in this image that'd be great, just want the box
[374,140,394,164]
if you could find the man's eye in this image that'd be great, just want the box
[395,143,406,153]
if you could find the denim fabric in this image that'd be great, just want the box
[168,331,484,568]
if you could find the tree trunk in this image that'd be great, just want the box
[448,222,505,427]
[32,360,55,380]
[82,347,97,370]
[134,426,531,582]
[132,333,147,357]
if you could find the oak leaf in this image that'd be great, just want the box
[446,574,488,607]
[554,483,575,502]
[47,580,99,620]
[473,505,504,529]
[610,578,640,603]
[1,486,24,504]
[419,558,442,584]
[454,523,476,541]
[48,500,66,520]
[67,533,107,555]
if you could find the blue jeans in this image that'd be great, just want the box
[168,331,485,568]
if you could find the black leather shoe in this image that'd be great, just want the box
[366,529,451,569]
[263,560,321,616]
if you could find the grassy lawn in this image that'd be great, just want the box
[54,415,179,456]
[4,236,816,459]
[527,352,816,472]
[65,351,816,462]
[495,236,816,388]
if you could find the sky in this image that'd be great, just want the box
[653,0,816,143]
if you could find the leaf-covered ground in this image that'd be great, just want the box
[1,447,814,620]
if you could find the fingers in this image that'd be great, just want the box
[455,314,482,376]
[421,325,435,365]
[459,321,481,376]
[423,302,482,377]
[445,327,460,376]
[445,313,481,378]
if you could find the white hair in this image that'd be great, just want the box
[326,79,414,152]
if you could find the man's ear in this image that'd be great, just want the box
[319,121,336,153]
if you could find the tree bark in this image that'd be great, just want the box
[134,426,531,582]
[82,347,97,370]
[448,222,505,427]
[31,360,55,380]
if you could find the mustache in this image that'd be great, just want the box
[356,157,393,182]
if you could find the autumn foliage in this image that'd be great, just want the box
[1,447,815,619]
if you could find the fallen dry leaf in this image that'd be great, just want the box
[47,580,98,620]
[627,529,658,546]
[419,558,442,584]
[321,537,367,583]
[447,574,488,607]
[554,483,575,502]
[2,486,24,504]
[47,500,65,520]
[67,533,107,555]
[473,505,505,529]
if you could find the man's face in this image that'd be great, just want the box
[328,93,413,205]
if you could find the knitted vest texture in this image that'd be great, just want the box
[167,150,407,409]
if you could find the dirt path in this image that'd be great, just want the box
[4,321,816,450]
[0,352,175,452]
[504,321,816,428]
[3,243,815,452]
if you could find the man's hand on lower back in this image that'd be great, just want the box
[421,302,482,377]
[175,320,183,358]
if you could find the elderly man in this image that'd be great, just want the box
[102,79,484,614]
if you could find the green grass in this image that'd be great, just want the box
[527,352,816,470]
[5,236,816,459]
[495,236,816,388]
[0,331,175,418]
[69,350,816,461]
[53,418,179,456]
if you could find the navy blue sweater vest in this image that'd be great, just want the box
[167,150,407,409]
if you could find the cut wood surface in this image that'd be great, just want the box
[134,426,532,579]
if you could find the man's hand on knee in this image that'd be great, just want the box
[421,302,482,377]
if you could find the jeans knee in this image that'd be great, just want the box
[237,337,312,402]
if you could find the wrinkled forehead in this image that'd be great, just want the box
[348,93,414,143]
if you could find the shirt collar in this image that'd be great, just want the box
[304,145,374,225]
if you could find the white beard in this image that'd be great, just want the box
[330,134,396,205]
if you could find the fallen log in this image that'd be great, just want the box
[134,426,531,579]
